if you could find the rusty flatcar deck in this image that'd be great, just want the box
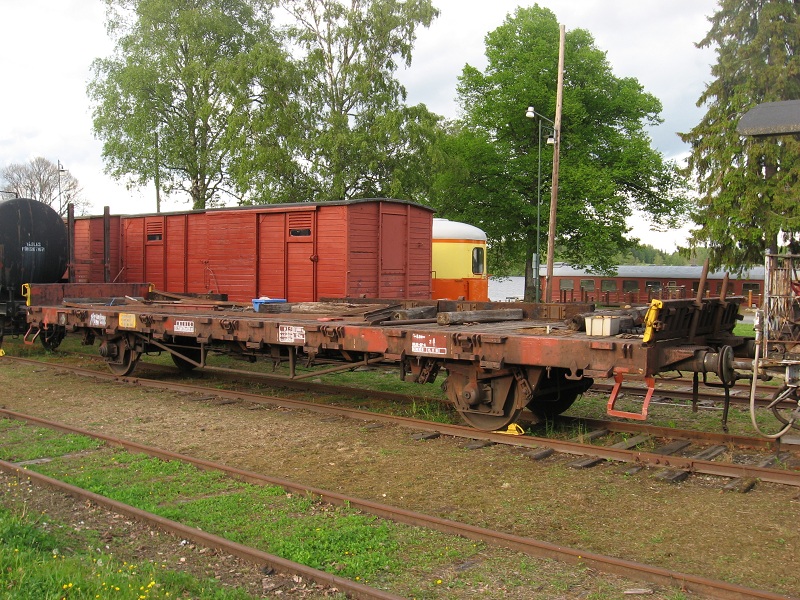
[23,290,749,430]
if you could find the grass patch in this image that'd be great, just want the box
[1,421,475,587]
[0,504,259,599]
[0,423,102,463]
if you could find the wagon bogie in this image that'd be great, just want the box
[98,332,141,376]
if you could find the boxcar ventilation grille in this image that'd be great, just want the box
[146,221,164,242]
[287,213,313,237]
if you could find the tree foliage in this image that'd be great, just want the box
[88,0,440,208]
[0,157,88,216]
[89,0,294,209]
[680,0,800,269]
[280,0,441,202]
[432,6,689,300]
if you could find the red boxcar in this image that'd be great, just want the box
[70,199,433,303]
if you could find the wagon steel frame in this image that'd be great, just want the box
[23,283,749,431]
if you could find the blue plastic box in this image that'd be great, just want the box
[252,298,287,311]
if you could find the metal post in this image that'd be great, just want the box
[535,119,542,303]
[57,160,64,214]
[526,107,555,302]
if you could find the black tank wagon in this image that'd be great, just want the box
[0,198,69,343]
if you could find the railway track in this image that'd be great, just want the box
[0,407,795,600]
[4,355,800,491]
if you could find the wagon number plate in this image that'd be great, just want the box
[411,333,447,355]
[279,325,306,343]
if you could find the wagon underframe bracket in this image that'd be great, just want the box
[606,371,655,421]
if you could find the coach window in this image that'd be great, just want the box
[560,279,574,290]
[601,280,617,292]
[645,280,661,291]
[580,279,595,291]
[623,280,638,292]
[743,283,760,295]
[472,247,485,275]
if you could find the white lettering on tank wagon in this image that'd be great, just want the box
[22,242,45,253]
[89,313,107,328]
[411,332,447,355]
[174,320,195,334]
[279,325,306,343]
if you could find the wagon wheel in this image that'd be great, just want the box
[445,366,528,431]
[100,334,140,376]
[768,385,800,431]
[527,368,594,419]
[169,340,205,372]
[39,325,65,351]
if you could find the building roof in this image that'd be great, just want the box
[737,100,800,136]
[547,263,765,280]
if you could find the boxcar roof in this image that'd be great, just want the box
[76,198,435,219]
[548,263,765,280]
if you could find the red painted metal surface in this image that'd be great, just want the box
[71,200,434,303]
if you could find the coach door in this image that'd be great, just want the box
[286,211,316,302]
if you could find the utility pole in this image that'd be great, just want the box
[543,23,565,303]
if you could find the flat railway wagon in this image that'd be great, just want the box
[25,273,750,431]
[70,198,435,303]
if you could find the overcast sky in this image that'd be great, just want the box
[0,0,720,251]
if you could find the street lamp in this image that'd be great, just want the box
[525,106,555,302]
[57,160,66,212]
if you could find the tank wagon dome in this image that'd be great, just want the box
[0,197,69,290]
[432,218,487,241]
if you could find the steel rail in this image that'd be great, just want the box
[566,417,782,449]
[0,458,403,600]
[2,355,799,487]
[0,409,793,600]
[138,359,787,409]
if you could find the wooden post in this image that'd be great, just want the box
[103,206,111,283]
[67,203,75,283]
[544,23,565,303]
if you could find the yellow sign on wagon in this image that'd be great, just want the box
[119,313,137,329]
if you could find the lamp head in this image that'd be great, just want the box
[525,106,535,119]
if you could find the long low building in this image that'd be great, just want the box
[544,263,765,306]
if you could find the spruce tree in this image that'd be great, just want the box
[681,0,800,268]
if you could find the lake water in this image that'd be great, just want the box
[489,276,525,301]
